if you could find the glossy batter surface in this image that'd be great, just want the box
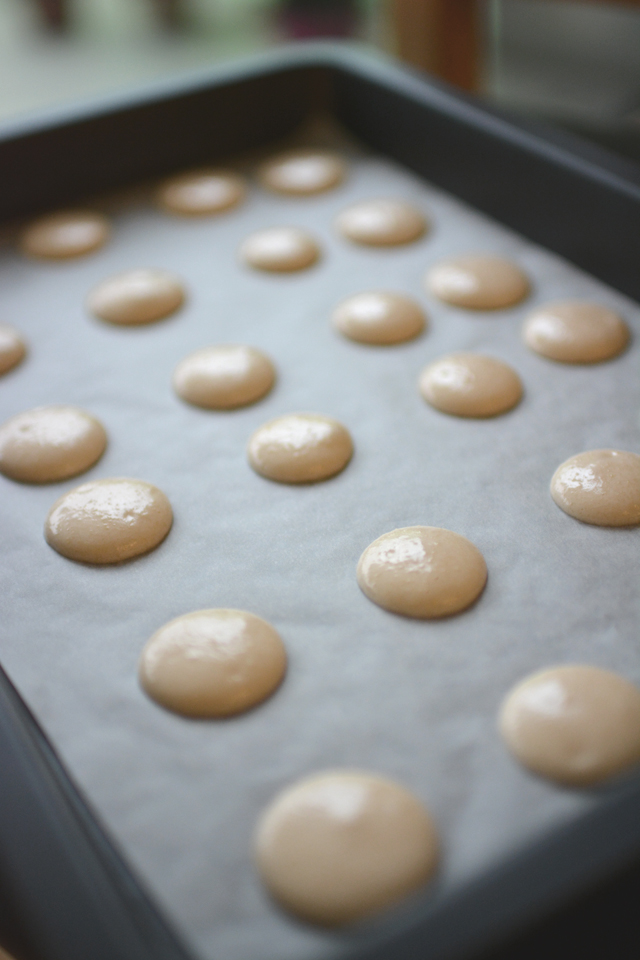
[0,405,107,483]
[523,300,630,363]
[248,413,353,483]
[139,609,287,718]
[173,345,276,409]
[19,210,110,260]
[0,324,26,375]
[335,199,427,246]
[357,526,487,618]
[157,169,246,216]
[332,291,426,345]
[45,477,173,564]
[255,770,439,926]
[426,255,529,309]
[239,227,320,273]
[87,269,186,325]
[259,150,345,196]
[500,665,640,786]
[550,449,640,526]
[419,353,523,418]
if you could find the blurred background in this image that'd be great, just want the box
[2,0,640,163]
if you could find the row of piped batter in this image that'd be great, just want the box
[1,148,640,930]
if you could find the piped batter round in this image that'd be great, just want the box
[45,477,173,564]
[426,255,529,309]
[357,525,487,618]
[499,665,640,786]
[255,770,439,926]
[419,353,523,418]
[239,227,320,273]
[157,169,246,216]
[335,199,427,246]
[248,413,353,484]
[0,324,26,375]
[139,609,287,718]
[0,405,107,483]
[550,449,640,526]
[523,300,629,363]
[332,292,426,345]
[87,269,185,325]
[259,150,346,196]
[19,210,110,260]
[173,345,276,409]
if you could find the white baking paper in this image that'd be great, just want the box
[1,142,639,960]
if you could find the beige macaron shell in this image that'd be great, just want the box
[87,269,186,325]
[139,609,287,718]
[332,292,426,345]
[499,665,640,786]
[255,770,439,926]
[19,210,110,260]
[239,227,320,273]
[426,255,529,309]
[0,406,107,484]
[157,169,246,216]
[259,150,345,195]
[173,345,276,409]
[523,300,630,363]
[550,449,640,526]
[45,477,173,564]
[248,413,353,484]
[0,324,27,375]
[419,353,523,418]
[357,525,487,619]
[335,200,427,246]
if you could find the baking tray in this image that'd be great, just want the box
[1,42,640,960]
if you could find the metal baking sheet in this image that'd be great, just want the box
[1,130,639,960]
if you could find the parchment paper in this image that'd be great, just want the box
[1,144,639,960]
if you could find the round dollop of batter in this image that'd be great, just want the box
[426,255,529,309]
[419,353,523,418]
[523,300,629,363]
[550,449,640,527]
[87,269,186,325]
[259,150,346,196]
[239,227,320,273]
[248,413,353,484]
[357,525,487,618]
[254,770,439,926]
[139,609,287,718]
[0,324,26,376]
[0,405,107,484]
[332,291,426,345]
[19,210,110,260]
[173,345,276,410]
[335,199,427,247]
[157,169,246,216]
[499,665,640,786]
[45,477,173,564]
